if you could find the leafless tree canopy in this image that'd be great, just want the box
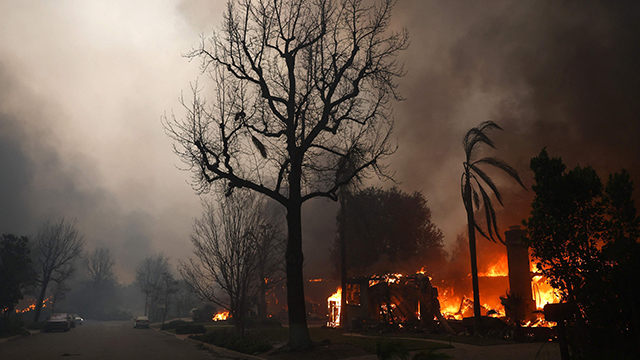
[135,253,177,321]
[179,190,285,333]
[85,247,116,290]
[165,0,406,202]
[165,0,406,347]
[32,218,84,322]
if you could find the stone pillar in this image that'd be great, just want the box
[505,225,535,315]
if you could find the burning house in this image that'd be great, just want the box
[325,225,560,332]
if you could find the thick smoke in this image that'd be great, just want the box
[176,0,640,279]
[2,1,637,287]
[389,0,640,255]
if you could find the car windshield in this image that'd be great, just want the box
[136,316,148,321]
[50,314,67,320]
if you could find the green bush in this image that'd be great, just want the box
[192,329,273,355]
[175,324,206,334]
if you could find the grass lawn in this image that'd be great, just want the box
[379,332,513,346]
[196,326,451,356]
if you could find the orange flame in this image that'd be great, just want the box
[478,254,509,277]
[327,287,342,328]
[212,311,230,321]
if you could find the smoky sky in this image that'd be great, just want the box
[1,1,639,283]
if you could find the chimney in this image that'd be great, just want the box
[505,225,535,315]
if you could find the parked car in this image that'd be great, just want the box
[43,313,72,332]
[69,314,77,328]
[74,315,84,325]
[133,316,150,328]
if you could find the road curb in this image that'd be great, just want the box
[0,334,24,344]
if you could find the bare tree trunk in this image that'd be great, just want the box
[33,278,49,323]
[339,195,349,330]
[258,279,267,320]
[285,199,312,349]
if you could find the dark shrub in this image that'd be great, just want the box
[376,338,409,360]
[192,304,217,322]
[161,319,188,330]
[175,324,206,334]
[192,329,272,354]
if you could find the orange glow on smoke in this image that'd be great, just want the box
[212,311,230,321]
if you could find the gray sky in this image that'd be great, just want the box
[2,0,639,283]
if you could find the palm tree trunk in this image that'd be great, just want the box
[465,181,483,331]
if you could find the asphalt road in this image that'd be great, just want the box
[0,320,220,360]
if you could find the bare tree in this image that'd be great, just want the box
[164,0,406,348]
[32,218,84,323]
[179,190,285,335]
[86,247,116,291]
[84,247,116,317]
[135,253,174,321]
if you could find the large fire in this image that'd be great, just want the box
[326,251,560,328]
[212,310,230,321]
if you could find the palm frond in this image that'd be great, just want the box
[470,163,504,205]
[477,121,503,133]
[474,157,526,189]
[474,222,490,240]
[463,129,496,157]
[472,187,480,211]
[476,181,498,242]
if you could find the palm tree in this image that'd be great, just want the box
[461,121,525,326]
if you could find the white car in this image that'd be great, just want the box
[133,316,150,328]
[74,315,84,325]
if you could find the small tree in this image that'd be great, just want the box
[31,218,84,323]
[0,234,32,327]
[85,247,116,317]
[461,121,525,326]
[164,0,407,348]
[180,190,284,335]
[135,253,174,320]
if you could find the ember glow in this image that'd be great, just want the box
[327,287,342,328]
[212,310,230,321]
[14,296,52,314]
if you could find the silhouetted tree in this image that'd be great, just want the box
[180,190,284,335]
[525,149,640,358]
[135,253,174,320]
[164,0,406,348]
[0,234,32,326]
[461,121,524,325]
[331,187,446,275]
[84,247,116,317]
[32,218,84,323]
